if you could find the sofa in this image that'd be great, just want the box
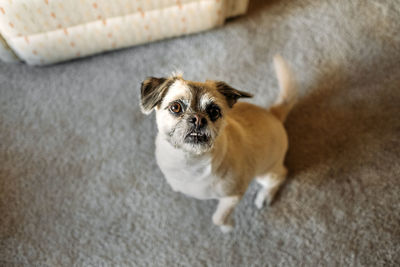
[0,0,249,65]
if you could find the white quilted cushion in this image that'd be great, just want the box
[0,0,249,65]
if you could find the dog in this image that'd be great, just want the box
[140,56,296,232]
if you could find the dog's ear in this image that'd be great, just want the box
[215,81,253,108]
[140,77,168,114]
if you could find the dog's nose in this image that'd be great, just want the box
[189,114,207,128]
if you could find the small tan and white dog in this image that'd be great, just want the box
[140,56,296,232]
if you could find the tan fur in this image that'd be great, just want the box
[142,56,296,232]
[270,55,297,122]
[211,103,287,196]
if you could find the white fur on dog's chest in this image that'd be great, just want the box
[155,135,221,199]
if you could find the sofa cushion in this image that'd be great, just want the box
[0,0,249,65]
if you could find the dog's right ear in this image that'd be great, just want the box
[215,81,253,108]
[140,77,168,114]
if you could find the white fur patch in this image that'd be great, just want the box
[199,94,215,110]
[161,80,190,108]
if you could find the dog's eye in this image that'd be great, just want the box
[208,106,221,121]
[170,102,182,114]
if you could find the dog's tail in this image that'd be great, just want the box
[270,55,297,122]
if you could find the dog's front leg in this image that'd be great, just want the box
[212,196,241,233]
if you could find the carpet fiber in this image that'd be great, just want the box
[1,0,399,266]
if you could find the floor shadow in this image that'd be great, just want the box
[226,0,290,23]
[246,0,285,16]
[284,60,400,185]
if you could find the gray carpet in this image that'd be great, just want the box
[1,0,400,266]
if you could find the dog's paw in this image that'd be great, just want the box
[212,214,223,226]
[220,224,234,233]
[213,215,234,233]
[255,188,274,209]
[255,189,266,209]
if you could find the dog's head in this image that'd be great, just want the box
[140,75,252,154]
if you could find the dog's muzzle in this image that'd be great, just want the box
[184,114,210,144]
[185,130,209,144]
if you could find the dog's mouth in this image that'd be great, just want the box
[185,130,209,144]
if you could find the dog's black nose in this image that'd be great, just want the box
[189,114,207,128]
